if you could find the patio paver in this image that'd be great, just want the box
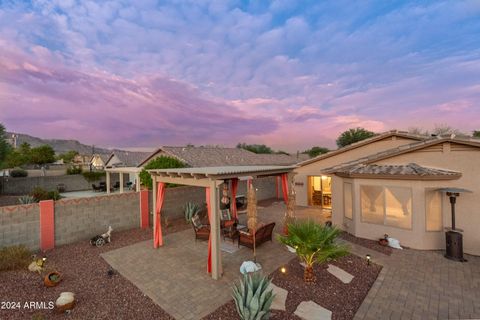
[269,283,288,311]
[327,264,354,284]
[294,300,332,320]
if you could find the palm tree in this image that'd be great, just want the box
[278,221,349,283]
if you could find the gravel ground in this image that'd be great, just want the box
[0,218,190,320]
[204,254,382,320]
[339,232,393,256]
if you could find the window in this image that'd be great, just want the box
[344,183,353,219]
[385,187,412,229]
[360,185,413,229]
[426,190,443,231]
[360,186,384,224]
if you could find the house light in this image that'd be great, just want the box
[280,267,287,274]
[366,254,371,266]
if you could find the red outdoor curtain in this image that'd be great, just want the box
[231,178,239,220]
[154,182,166,248]
[206,187,212,273]
[281,173,289,204]
[276,176,280,199]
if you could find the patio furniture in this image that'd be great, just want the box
[191,214,210,241]
[57,183,66,193]
[238,222,276,249]
[92,184,102,192]
[99,181,107,192]
[222,223,247,243]
[112,181,120,190]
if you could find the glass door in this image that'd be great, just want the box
[308,176,332,209]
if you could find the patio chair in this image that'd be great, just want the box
[113,181,120,190]
[191,214,210,241]
[238,222,276,249]
[92,184,102,192]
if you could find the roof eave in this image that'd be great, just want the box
[334,172,462,181]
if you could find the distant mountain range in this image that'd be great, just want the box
[7,132,129,156]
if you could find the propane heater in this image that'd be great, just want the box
[436,188,472,262]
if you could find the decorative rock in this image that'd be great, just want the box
[240,261,262,274]
[327,264,354,284]
[269,283,288,311]
[294,301,332,320]
[55,292,75,313]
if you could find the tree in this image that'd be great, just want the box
[303,146,329,158]
[58,150,79,163]
[139,156,186,189]
[0,123,12,166]
[432,124,461,136]
[236,143,274,154]
[336,128,376,148]
[30,145,55,165]
[278,221,349,283]
[4,143,31,168]
[473,131,480,138]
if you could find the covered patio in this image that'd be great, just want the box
[105,167,142,193]
[148,165,295,280]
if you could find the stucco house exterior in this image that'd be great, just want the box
[294,131,480,256]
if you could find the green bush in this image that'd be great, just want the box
[47,190,61,201]
[232,273,275,320]
[10,168,28,177]
[66,166,83,175]
[82,171,106,182]
[30,187,61,202]
[139,156,186,189]
[0,245,32,272]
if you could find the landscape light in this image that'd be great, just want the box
[366,254,371,266]
[280,267,286,274]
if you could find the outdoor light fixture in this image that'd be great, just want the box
[366,254,371,266]
[280,267,287,274]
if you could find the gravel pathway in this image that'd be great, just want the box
[0,219,189,320]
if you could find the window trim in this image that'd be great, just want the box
[343,182,353,220]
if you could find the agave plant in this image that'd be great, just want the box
[18,195,36,204]
[232,273,275,320]
[184,202,201,223]
[278,220,349,283]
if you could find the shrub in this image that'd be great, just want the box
[30,187,61,202]
[18,195,36,204]
[82,171,106,182]
[10,168,28,177]
[139,156,186,189]
[66,166,83,175]
[47,190,61,201]
[232,273,275,320]
[0,245,32,272]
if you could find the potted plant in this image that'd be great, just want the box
[379,234,389,246]
[44,271,62,287]
[278,221,349,283]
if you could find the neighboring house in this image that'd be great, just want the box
[74,154,94,166]
[295,131,480,256]
[104,151,151,168]
[90,154,110,170]
[137,146,305,168]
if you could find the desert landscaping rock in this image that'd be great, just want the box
[327,264,354,284]
[294,300,332,320]
[269,283,288,311]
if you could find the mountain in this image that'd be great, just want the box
[8,132,122,155]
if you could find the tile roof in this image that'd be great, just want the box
[333,163,461,180]
[107,151,152,167]
[323,136,480,174]
[298,130,430,167]
[139,146,306,167]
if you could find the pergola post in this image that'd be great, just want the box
[210,180,222,280]
[106,171,111,194]
[152,175,157,241]
[119,173,124,193]
[135,173,141,192]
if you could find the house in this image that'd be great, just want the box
[90,154,110,170]
[295,131,480,256]
[105,151,151,168]
[137,146,305,168]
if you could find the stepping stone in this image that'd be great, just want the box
[294,301,332,320]
[327,264,354,284]
[269,283,288,311]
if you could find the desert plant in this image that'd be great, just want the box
[31,187,49,201]
[66,166,83,175]
[278,221,349,283]
[18,195,36,204]
[10,168,28,177]
[184,202,201,223]
[0,245,32,272]
[47,190,61,201]
[232,273,275,320]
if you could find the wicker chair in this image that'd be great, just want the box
[238,222,276,249]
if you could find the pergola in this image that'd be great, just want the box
[148,165,295,280]
[105,167,142,193]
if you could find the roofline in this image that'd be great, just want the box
[335,172,462,180]
[323,137,480,174]
[298,130,428,167]
[104,153,115,166]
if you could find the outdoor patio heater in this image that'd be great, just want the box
[436,188,472,262]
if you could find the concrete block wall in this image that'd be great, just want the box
[54,192,139,246]
[0,204,40,250]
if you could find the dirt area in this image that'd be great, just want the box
[204,254,382,320]
[0,218,190,320]
[339,232,393,256]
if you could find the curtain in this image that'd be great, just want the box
[231,179,238,220]
[153,182,166,248]
[281,173,289,204]
[206,187,212,273]
[276,176,280,199]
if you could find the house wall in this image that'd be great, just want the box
[294,136,419,206]
[0,203,40,249]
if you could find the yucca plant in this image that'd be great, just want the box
[232,273,275,320]
[184,202,201,223]
[278,220,349,283]
[18,195,36,204]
